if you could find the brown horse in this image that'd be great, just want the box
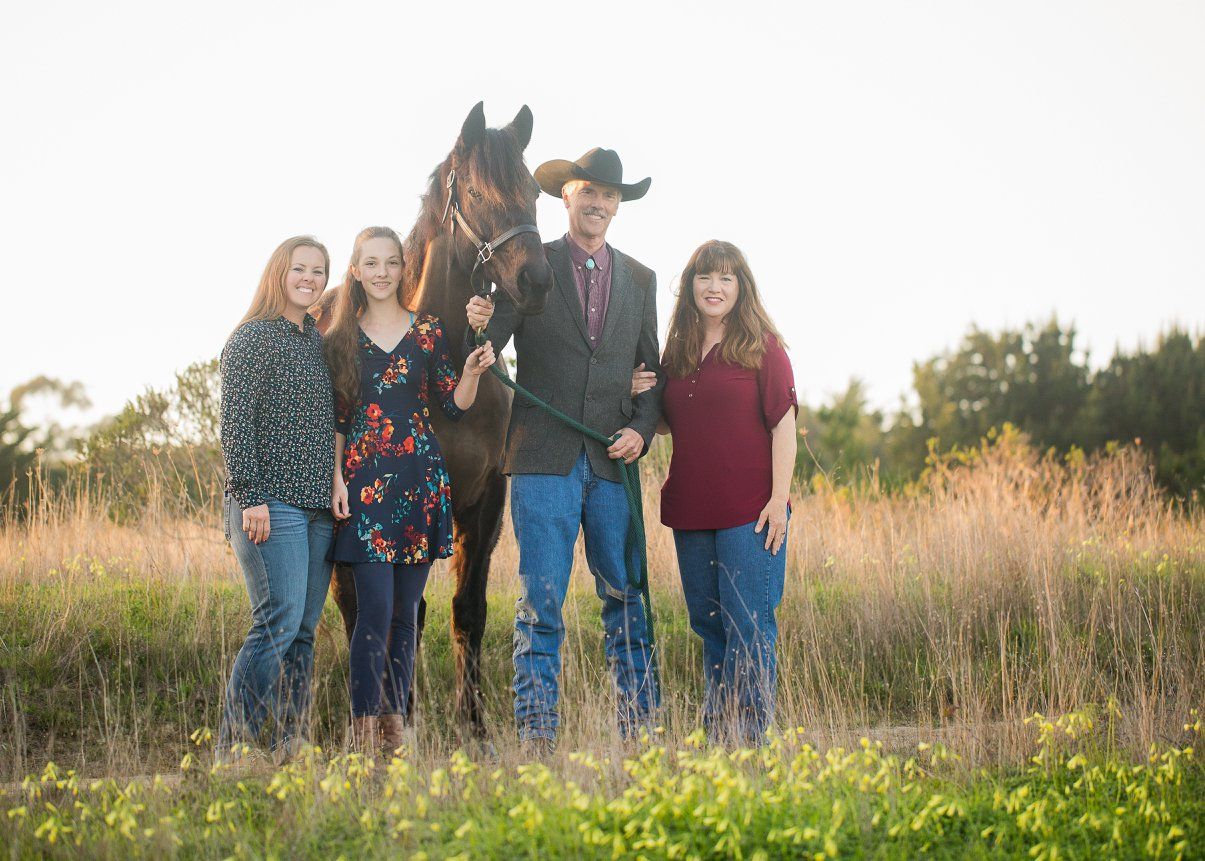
[314,102,552,737]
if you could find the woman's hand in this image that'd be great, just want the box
[332,478,350,521]
[463,341,496,377]
[242,503,271,545]
[754,497,788,555]
[630,363,657,397]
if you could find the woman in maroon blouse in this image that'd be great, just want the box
[651,239,798,745]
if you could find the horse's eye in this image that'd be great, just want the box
[467,187,483,201]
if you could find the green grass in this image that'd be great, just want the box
[2,552,1203,779]
[4,714,1202,859]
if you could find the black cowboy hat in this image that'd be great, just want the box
[534,148,652,201]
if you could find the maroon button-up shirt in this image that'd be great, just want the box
[565,233,611,347]
[660,335,798,530]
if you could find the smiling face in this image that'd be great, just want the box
[563,180,620,246]
[692,268,741,323]
[352,236,404,304]
[284,245,328,316]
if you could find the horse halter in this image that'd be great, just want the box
[441,167,540,298]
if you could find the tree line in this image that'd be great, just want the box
[1,319,1201,516]
[797,320,1203,498]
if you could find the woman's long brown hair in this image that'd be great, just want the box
[322,226,407,416]
[662,240,785,378]
[236,235,330,330]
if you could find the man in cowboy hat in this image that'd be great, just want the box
[466,147,661,753]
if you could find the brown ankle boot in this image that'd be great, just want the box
[348,716,378,755]
[379,714,407,755]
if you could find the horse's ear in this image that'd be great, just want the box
[458,101,487,152]
[509,105,533,151]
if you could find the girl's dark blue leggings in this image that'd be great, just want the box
[349,562,430,718]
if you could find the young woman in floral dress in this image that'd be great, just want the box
[323,226,494,752]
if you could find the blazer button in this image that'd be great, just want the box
[590,357,597,365]
[586,394,593,402]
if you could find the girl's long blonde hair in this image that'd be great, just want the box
[662,240,785,378]
[236,235,331,329]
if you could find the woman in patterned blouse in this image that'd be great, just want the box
[323,226,495,753]
[218,235,336,765]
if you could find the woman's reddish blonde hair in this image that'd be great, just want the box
[235,235,330,330]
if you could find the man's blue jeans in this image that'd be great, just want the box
[673,515,788,745]
[510,449,658,741]
[220,494,333,753]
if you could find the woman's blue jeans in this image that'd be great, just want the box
[219,494,333,753]
[673,515,788,745]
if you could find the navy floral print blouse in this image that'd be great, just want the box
[331,314,466,565]
[220,315,335,511]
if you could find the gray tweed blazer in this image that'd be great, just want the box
[481,237,663,482]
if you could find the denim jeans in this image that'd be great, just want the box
[510,449,658,741]
[673,515,788,745]
[219,494,333,753]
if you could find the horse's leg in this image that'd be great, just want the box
[330,563,358,642]
[451,468,507,738]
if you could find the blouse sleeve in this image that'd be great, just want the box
[758,335,797,431]
[426,316,466,422]
[220,324,269,509]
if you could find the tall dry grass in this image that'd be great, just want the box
[1,429,1201,780]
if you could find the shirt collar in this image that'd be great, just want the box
[275,314,317,335]
[564,233,611,275]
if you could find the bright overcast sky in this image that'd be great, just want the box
[1,1,1202,423]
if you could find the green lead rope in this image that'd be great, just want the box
[474,330,660,701]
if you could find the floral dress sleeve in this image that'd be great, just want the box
[424,316,466,422]
[334,392,354,437]
[220,323,269,510]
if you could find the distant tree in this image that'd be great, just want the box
[1083,328,1204,497]
[796,379,888,486]
[0,405,36,496]
[888,318,1091,474]
[80,359,223,516]
[0,377,92,515]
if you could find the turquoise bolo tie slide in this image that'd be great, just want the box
[586,257,596,270]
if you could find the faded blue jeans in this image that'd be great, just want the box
[511,449,658,742]
[219,494,333,754]
[673,515,788,745]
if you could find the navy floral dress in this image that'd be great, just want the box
[331,314,465,565]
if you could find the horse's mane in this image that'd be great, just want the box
[403,126,534,294]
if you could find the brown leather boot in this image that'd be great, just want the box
[378,714,408,756]
[348,716,378,755]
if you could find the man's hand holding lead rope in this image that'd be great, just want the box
[467,294,643,465]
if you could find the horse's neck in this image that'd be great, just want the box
[413,236,473,351]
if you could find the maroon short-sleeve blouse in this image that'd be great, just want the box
[660,334,797,530]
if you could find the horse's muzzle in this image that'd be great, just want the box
[514,259,553,315]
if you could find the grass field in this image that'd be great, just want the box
[2,431,1202,857]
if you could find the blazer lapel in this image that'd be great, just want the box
[596,247,632,352]
[549,239,591,345]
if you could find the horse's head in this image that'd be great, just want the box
[427,102,553,315]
